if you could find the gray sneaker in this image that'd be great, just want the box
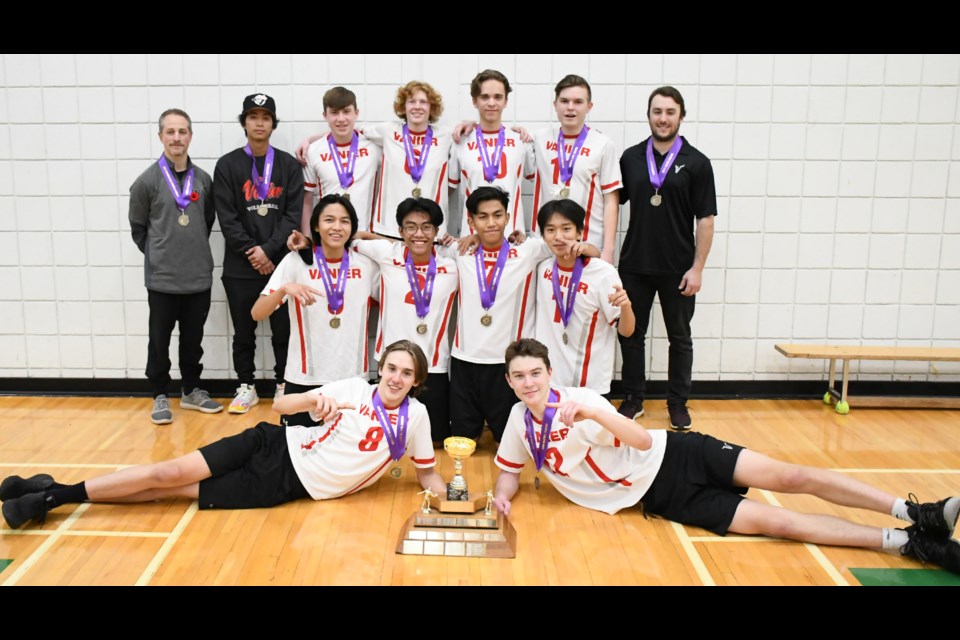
[180,388,223,414]
[151,395,173,425]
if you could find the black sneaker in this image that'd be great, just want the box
[0,474,54,502]
[2,492,53,530]
[617,396,644,420]
[900,524,960,574]
[906,494,960,538]
[668,403,692,431]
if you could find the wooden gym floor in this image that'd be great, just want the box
[1,395,958,586]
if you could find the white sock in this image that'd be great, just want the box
[891,498,911,523]
[882,527,909,554]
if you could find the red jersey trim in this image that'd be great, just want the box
[496,455,524,470]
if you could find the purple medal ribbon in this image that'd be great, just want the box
[556,127,589,185]
[402,124,433,185]
[524,389,560,473]
[157,155,194,211]
[645,136,683,191]
[551,257,585,330]
[314,247,349,314]
[372,389,409,462]
[474,240,509,312]
[243,144,275,200]
[476,126,505,183]
[327,132,359,190]
[404,250,436,320]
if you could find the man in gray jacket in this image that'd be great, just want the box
[129,109,223,424]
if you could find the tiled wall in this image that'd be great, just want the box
[2,54,958,383]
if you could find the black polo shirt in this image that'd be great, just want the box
[618,136,717,276]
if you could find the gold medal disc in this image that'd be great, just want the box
[480,314,492,327]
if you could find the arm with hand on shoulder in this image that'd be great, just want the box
[546,399,652,451]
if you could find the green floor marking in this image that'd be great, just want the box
[851,567,960,586]
[0,559,11,575]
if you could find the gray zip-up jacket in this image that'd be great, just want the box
[129,158,216,294]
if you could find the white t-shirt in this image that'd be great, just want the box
[448,125,534,237]
[364,122,452,238]
[494,386,667,515]
[534,257,623,394]
[353,239,459,373]
[528,125,621,252]
[450,237,552,364]
[263,250,379,386]
[302,132,382,233]
[286,378,437,500]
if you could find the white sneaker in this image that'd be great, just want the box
[274,383,285,401]
[228,383,259,414]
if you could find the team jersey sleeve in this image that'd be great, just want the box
[599,138,622,194]
[362,123,389,146]
[307,378,365,423]
[576,387,624,448]
[302,143,320,193]
[447,140,462,188]
[597,264,623,326]
[522,237,553,264]
[494,404,529,473]
[692,157,719,219]
[352,238,393,263]
[407,402,437,469]
[262,252,296,299]
[521,141,536,180]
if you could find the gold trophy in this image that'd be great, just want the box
[395,437,517,558]
[444,436,475,502]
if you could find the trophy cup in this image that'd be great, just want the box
[395,437,517,558]
[444,436,475,501]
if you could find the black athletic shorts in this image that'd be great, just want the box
[639,432,747,536]
[198,422,310,510]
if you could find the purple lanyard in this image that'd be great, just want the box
[551,257,585,330]
[243,144,275,200]
[556,127,589,185]
[313,247,349,314]
[404,250,436,320]
[524,389,560,473]
[645,136,683,191]
[476,126,505,183]
[372,389,409,461]
[474,240,509,312]
[402,124,433,185]
[327,132,358,190]
[157,155,194,211]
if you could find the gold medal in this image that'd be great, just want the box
[559,186,570,198]
[562,332,568,345]
[329,317,341,329]
[650,194,662,207]
[416,322,427,335]
[480,314,492,327]
[412,187,422,197]
[342,193,350,201]
[257,204,269,216]
[534,475,541,490]
[389,466,402,479]
[178,214,189,227]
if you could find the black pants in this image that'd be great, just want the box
[449,357,516,442]
[281,380,318,427]
[617,271,695,405]
[222,276,289,384]
[420,372,451,444]
[146,289,211,398]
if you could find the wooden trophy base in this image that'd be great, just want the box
[395,492,517,558]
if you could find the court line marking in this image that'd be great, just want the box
[759,489,849,586]
[670,520,714,586]
[2,503,90,586]
[135,501,198,586]
[1,529,171,538]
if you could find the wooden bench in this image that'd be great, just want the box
[775,344,960,414]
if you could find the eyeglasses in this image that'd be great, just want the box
[401,223,437,234]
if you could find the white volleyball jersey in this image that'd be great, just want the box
[263,250,379,386]
[528,125,621,252]
[302,132,382,233]
[449,237,552,364]
[365,122,452,238]
[287,378,437,500]
[448,126,534,237]
[494,386,667,515]
[534,257,623,394]
[353,239,459,373]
